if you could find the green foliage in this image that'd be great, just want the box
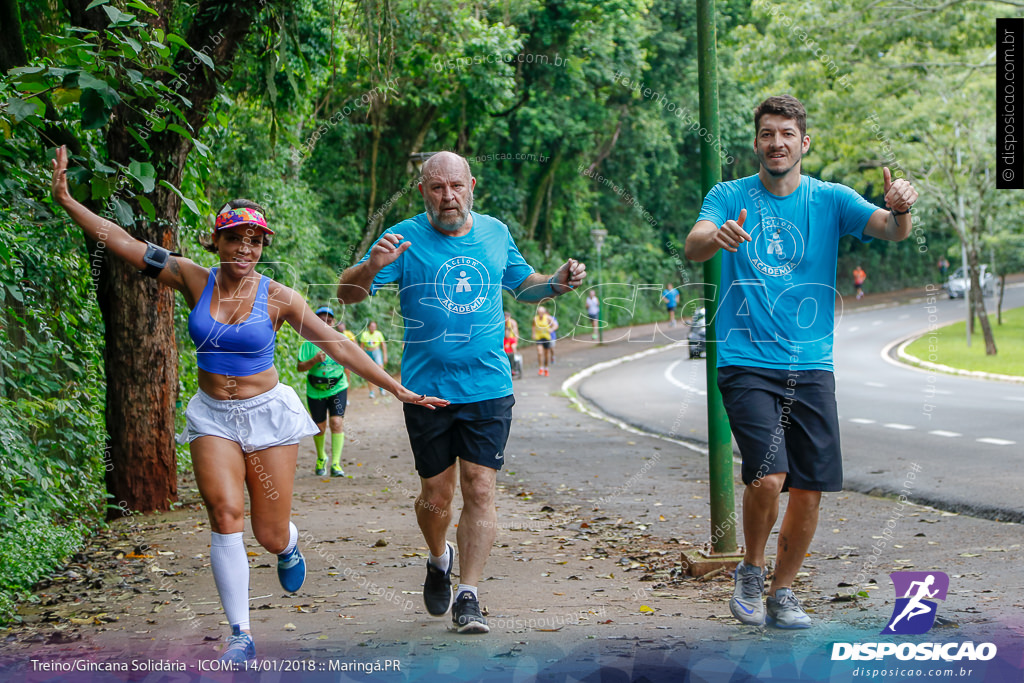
[0,2,224,621]
[728,0,1020,296]
[0,213,107,623]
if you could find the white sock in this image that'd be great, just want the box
[210,532,250,631]
[456,584,478,600]
[279,522,298,557]
[428,544,451,573]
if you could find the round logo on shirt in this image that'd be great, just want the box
[746,215,805,278]
[435,257,490,314]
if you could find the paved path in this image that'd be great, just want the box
[1,287,1022,682]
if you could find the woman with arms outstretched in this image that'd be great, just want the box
[50,146,447,663]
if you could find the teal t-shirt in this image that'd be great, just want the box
[697,174,877,370]
[358,212,534,402]
[299,340,348,399]
[662,288,680,308]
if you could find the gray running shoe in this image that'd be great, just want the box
[766,587,812,629]
[729,561,766,625]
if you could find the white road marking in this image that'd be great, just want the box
[977,438,1017,446]
[929,430,961,438]
[865,381,886,388]
[848,326,860,332]
[872,320,883,326]
[924,389,953,395]
[849,418,876,424]
[883,423,915,430]
[664,360,707,396]
[561,342,709,455]
[1006,397,1024,402]
[898,314,910,320]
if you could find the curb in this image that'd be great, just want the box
[888,328,1024,385]
[560,341,709,455]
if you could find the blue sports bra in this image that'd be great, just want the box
[188,268,276,376]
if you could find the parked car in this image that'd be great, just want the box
[688,308,706,359]
[944,264,995,299]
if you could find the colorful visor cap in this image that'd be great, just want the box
[215,207,273,234]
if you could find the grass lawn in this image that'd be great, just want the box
[905,305,1024,377]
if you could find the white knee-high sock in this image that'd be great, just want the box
[279,522,298,557]
[210,532,250,631]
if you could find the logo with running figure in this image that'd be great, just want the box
[882,571,949,635]
[747,214,805,278]
[435,256,490,314]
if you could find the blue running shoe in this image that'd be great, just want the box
[729,561,766,626]
[277,545,306,593]
[219,625,255,664]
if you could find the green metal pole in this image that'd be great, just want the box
[597,245,604,343]
[697,0,737,555]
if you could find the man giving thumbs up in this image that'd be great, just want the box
[684,95,919,630]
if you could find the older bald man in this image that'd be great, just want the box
[337,151,585,633]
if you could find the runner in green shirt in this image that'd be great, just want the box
[297,307,350,477]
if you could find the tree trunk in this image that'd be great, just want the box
[0,0,27,73]
[965,248,997,356]
[525,148,562,241]
[97,254,179,514]
[355,105,438,262]
[78,0,259,514]
[998,274,1005,325]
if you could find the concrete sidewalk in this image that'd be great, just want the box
[1,298,1022,681]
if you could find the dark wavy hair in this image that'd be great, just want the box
[753,95,807,138]
[200,199,272,253]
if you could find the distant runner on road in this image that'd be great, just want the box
[532,305,555,376]
[685,95,919,630]
[358,320,388,399]
[337,151,585,634]
[661,284,680,328]
[853,265,867,300]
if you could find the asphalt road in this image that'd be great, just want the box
[577,285,1024,521]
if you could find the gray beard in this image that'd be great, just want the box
[426,194,474,231]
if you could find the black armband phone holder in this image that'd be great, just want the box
[139,241,180,278]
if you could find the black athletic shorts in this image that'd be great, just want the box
[307,389,346,424]
[717,365,842,492]
[535,339,552,349]
[403,395,515,479]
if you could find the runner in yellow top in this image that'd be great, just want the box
[532,305,555,376]
[338,319,357,344]
[358,320,388,398]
